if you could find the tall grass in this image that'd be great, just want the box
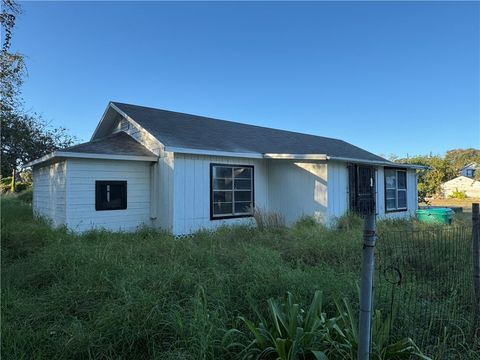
[1,196,476,359]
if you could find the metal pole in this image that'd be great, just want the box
[358,213,376,360]
[472,203,480,334]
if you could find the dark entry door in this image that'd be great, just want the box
[348,164,376,215]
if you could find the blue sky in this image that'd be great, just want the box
[13,1,480,157]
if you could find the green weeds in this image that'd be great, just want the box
[1,196,476,359]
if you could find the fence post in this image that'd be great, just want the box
[473,203,480,334]
[358,213,376,360]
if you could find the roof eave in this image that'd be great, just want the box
[264,153,328,160]
[164,146,264,159]
[326,156,429,169]
[24,151,158,168]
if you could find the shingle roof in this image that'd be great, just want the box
[63,131,156,157]
[112,102,388,162]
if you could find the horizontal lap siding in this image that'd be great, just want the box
[32,161,67,226]
[66,159,152,232]
[268,160,328,225]
[173,154,268,235]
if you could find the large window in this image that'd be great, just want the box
[384,169,407,212]
[95,181,127,211]
[210,164,254,219]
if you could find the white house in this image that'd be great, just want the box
[441,176,480,198]
[26,102,422,235]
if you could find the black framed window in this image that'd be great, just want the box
[210,164,254,219]
[384,169,407,212]
[95,181,127,211]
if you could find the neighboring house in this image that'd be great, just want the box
[441,176,480,198]
[460,163,477,179]
[26,102,422,235]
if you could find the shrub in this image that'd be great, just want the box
[253,207,285,231]
[14,182,31,193]
[334,212,363,231]
[449,188,467,199]
[0,177,31,194]
[0,177,12,193]
[0,176,13,186]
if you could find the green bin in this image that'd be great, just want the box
[416,208,454,225]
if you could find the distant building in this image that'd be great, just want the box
[441,176,480,198]
[460,162,477,179]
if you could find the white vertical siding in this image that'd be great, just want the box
[172,153,268,235]
[32,161,67,227]
[66,159,152,232]
[268,160,328,225]
[155,152,174,232]
[326,161,349,219]
[327,163,417,221]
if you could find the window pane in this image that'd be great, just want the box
[213,202,233,216]
[385,169,396,189]
[98,184,108,203]
[213,178,232,190]
[386,199,396,210]
[213,191,232,203]
[234,190,251,202]
[96,181,127,211]
[213,166,232,178]
[211,164,254,219]
[398,190,407,208]
[397,171,407,189]
[234,201,252,214]
[234,179,251,190]
[234,167,252,179]
[109,184,123,200]
[386,189,396,200]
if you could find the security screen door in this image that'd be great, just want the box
[348,164,376,215]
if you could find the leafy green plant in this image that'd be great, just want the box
[225,292,431,360]
[331,298,431,360]
[225,290,329,359]
[449,188,467,199]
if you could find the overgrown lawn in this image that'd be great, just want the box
[1,196,477,359]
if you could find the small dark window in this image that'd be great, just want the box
[95,181,127,211]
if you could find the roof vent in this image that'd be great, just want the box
[120,119,130,132]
